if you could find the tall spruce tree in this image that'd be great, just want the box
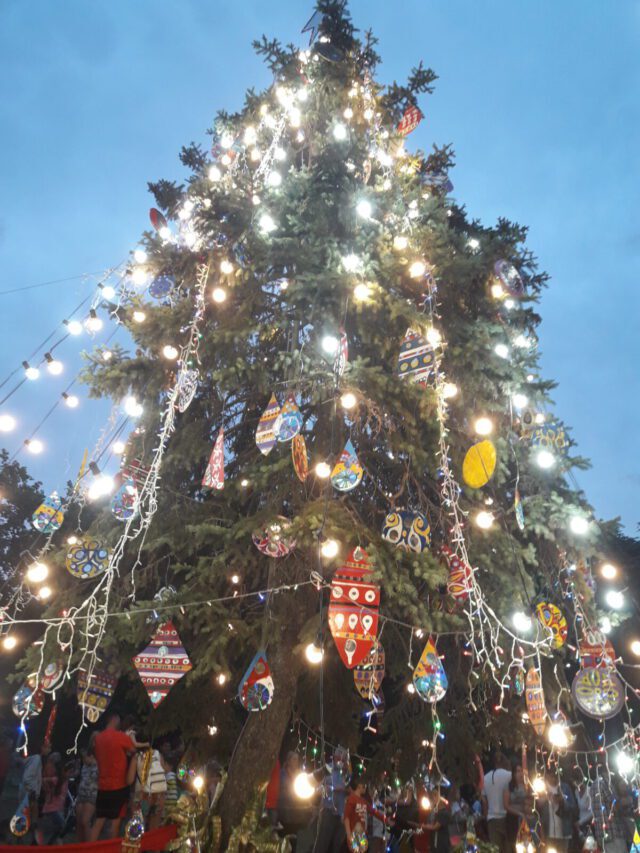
[18,0,618,839]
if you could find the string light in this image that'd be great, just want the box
[67,535,78,545]
[267,171,282,188]
[600,616,612,634]
[475,511,495,530]
[512,393,528,409]
[442,383,458,399]
[426,327,442,346]
[45,354,63,375]
[420,795,431,810]
[86,309,103,332]
[393,235,408,251]
[353,282,371,301]
[193,775,204,792]
[333,123,348,140]
[548,720,572,749]
[340,392,357,410]
[230,574,240,585]
[124,396,143,418]
[490,283,504,299]
[162,345,179,360]
[216,673,227,686]
[321,335,339,355]
[495,344,510,358]
[600,563,618,580]
[26,562,49,583]
[102,285,116,300]
[605,590,624,610]
[63,393,79,409]
[131,266,148,286]
[258,212,277,234]
[87,473,115,501]
[473,416,493,436]
[305,642,324,664]
[25,438,43,454]
[630,640,640,656]
[512,611,532,634]
[615,752,634,776]
[133,248,147,263]
[356,199,373,219]
[531,777,546,795]
[211,287,227,303]
[132,310,146,324]
[535,449,555,469]
[2,636,17,651]
[38,586,52,601]
[23,362,40,380]
[65,319,83,336]
[409,260,426,278]
[406,683,416,694]
[293,772,315,799]
[315,462,331,479]
[569,515,589,535]
[342,254,362,272]
[220,259,234,275]
[208,165,222,182]
[0,414,16,432]
[112,441,126,455]
[320,539,339,558]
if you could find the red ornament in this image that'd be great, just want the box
[202,428,224,490]
[442,546,472,600]
[149,208,168,232]
[397,106,423,136]
[328,547,379,668]
[132,621,192,708]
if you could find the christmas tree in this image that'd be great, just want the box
[11,0,624,843]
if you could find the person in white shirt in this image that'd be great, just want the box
[482,753,512,853]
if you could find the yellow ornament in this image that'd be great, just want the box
[462,440,496,489]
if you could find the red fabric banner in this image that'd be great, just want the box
[0,823,177,853]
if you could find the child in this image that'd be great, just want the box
[35,754,70,845]
[344,778,370,851]
[76,739,98,842]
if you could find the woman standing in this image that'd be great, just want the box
[504,766,527,852]
[76,740,98,842]
[35,754,69,845]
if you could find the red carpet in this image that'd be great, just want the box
[0,823,177,852]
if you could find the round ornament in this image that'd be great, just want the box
[32,492,64,533]
[494,260,524,297]
[10,800,30,838]
[571,667,624,720]
[252,518,296,558]
[149,274,175,299]
[462,440,496,489]
[124,811,145,843]
[331,440,363,493]
[275,395,303,442]
[291,434,308,482]
[66,539,111,580]
[111,477,138,521]
[41,661,64,692]
[382,510,430,553]
[12,684,43,718]
[535,601,568,649]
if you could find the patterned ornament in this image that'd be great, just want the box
[77,668,117,723]
[382,510,431,553]
[525,667,547,735]
[111,473,139,521]
[176,369,199,413]
[519,408,537,433]
[397,105,423,136]
[572,667,624,720]
[578,633,615,669]
[421,171,453,194]
[494,260,524,297]
[66,538,111,579]
[329,547,380,668]
[32,491,64,533]
[354,643,385,700]
[514,488,525,531]
[397,329,436,386]
[238,650,274,712]
[291,434,308,482]
[315,41,344,62]
[413,637,447,702]
[529,423,567,453]
[442,546,472,600]
[132,621,192,708]
[535,601,568,649]
[256,393,281,455]
[202,428,224,490]
[252,518,296,558]
[41,661,64,692]
[149,207,168,232]
[275,394,303,442]
[335,329,348,376]
[331,440,363,492]
[124,811,145,845]
[12,683,44,718]
[10,797,30,837]
[43,704,57,748]
[149,274,175,299]
[462,440,497,489]
[513,666,526,697]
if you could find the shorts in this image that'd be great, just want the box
[96,786,130,819]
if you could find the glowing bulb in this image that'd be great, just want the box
[293,772,315,800]
[131,266,148,286]
[512,611,532,634]
[220,259,234,275]
[532,777,546,795]
[209,165,222,182]
[212,287,227,303]
[353,282,371,301]
[600,562,617,580]
[289,108,301,128]
[340,392,357,410]
[569,515,589,535]
[426,327,442,346]
[420,795,431,810]
[512,393,528,409]
[38,586,52,601]
[393,235,408,251]
[240,478,249,488]
[220,131,234,149]
[315,462,331,479]
[356,199,373,219]
[0,414,16,432]
[406,683,416,694]
[216,673,227,686]
[494,344,510,358]
[321,539,339,559]
[267,171,282,187]
[491,283,504,299]
[25,365,40,380]
[162,345,179,360]
[193,775,204,792]
[26,439,43,454]
[616,752,634,775]
[244,126,257,146]
[112,441,126,455]
[631,640,640,656]
[2,636,17,651]
[606,589,624,610]
[536,450,556,470]
[442,383,458,400]
[258,213,276,234]
[66,319,83,335]
[273,147,286,162]
[134,248,147,263]
[124,396,143,418]
[230,574,240,585]
[86,314,103,332]
[333,123,347,140]
[67,535,78,545]
[102,285,116,300]
[322,335,339,355]
[27,562,49,583]
[305,643,324,664]
[250,148,261,162]
[64,394,79,409]
[409,260,426,279]
[504,299,515,310]
[363,107,374,121]
[46,358,63,376]
[474,417,493,436]
[600,616,612,635]
[342,254,362,273]
[467,238,480,251]
[133,310,146,324]
[159,226,171,240]
[514,334,530,349]
[547,722,571,749]
[475,511,495,530]
[88,474,115,501]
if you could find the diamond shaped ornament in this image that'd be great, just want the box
[132,621,192,708]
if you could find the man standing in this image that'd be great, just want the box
[483,753,511,853]
[313,747,349,853]
[90,711,147,841]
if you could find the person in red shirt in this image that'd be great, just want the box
[90,711,148,841]
[344,778,386,851]
[265,758,280,826]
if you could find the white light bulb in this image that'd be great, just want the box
[600,563,618,580]
[409,260,426,279]
[26,439,43,454]
[293,772,315,800]
[47,359,63,376]
[220,259,234,275]
[134,248,147,263]
[240,478,249,487]
[244,126,257,146]
[442,383,458,400]
[353,282,371,301]
[162,345,179,360]
[333,123,348,141]
[600,616,612,635]
[315,462,331,479]
[86,314,103,333]
[27,562,49,583]
[616,752,634,776]
[420,795,431,811]
[512,611,532,633]
[377,149,393,167]
[132,310,146,324]
[289,108,301,128]
[321,539,339,559]
[212,287,227,303]
[491,283,505,299]
[321,335,339,355]
[273,147,286,162]
[305,643,324,665]
[88,474,115,501]
[102,285,116,300]
[606,589,624,610]
[406,683,416,694]
[158,225,171,240]
[467,238,480,251]
[0,414,16,432]
[250,148,261,163]
[258,213,276,234]
[267,170,282,188]
[631,640,640,657]
[67,319,83,336]
[230,574,240,585]
[2,636,17,651]
[25,365,40,380]
[474,417,493,436]
[514,334,530,349]
[342,254,362,273]
[536,449,556,470]
[534,412,545,424]
[512,393,528,409]
[38,586,52,601]
[504,299,515,310]
[363,107,374,121]
[393,235,408,251]
[569,515,589,535]
[494,344,510,359]
[131,266,148,286]
[356,199,373,219]
[112,441,126,455]
[67,535,78,545]
[426,327,442,346]
[475,511,495,530]
[532,777,546,796]
[64,394,79,409]
[193,775,204,792]
[209,165,222,182]
[220,131,234,149]
[124,396,143,418]
[340,392,357,410]
[216,673,227,686]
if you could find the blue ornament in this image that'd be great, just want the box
[382,510,431,553]
[149,274,175,299]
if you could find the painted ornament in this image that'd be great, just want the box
[397,329,436,386]
[631,828,640,853]
[462,440,497,489]
[315,41,344,62]
[513,666,526,697]
[329,546,380,669]
[238,650,274,712]
[256,393,280,455]
[10,797,30,838]
[202,428,224,490]
[252,518,296,558]
[291,434,308,482]
[77,669,117,723]
[572,667,624,720]
[525,667,547,735]
[12,683,44,718]
[514,488,525,531]
[529,423,567,453]
[354,643,385,700]
[148,273,175,299]
[32,491,64,533]
[41,661,64,692]
[176,369,199,413]
[440,546,472,600]
[66,538,111,580]
[149,207,168,232]
[331,440,363,492]
[382,510,431,553]
[275,394,303,442]
[397,105,423,136]
[535,601,568,649]
[132,621,192,708]
[413,637,447,703]
[335,329,348,376]
[111,472,139,521]
[578,633,615,669]
[494,260,524,297]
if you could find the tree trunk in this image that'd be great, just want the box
[218,583,317,845]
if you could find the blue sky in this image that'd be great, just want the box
[0,1,638,529]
